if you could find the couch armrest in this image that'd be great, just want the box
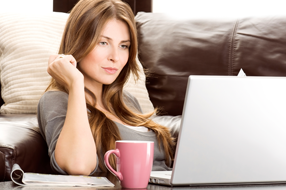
[0,114,53,181]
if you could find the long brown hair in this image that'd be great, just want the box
[47,0,175,172]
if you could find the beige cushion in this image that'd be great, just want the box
[0,12,154,114]
[124,56,154,113]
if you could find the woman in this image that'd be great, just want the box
[37,0,175,176]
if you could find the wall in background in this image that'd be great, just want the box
[0,0,150,14]
[1,0,285,18]
[153,0,286,19]
[53,0,152,15]
[0,0,52,12]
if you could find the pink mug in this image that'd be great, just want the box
[104,140,154,188]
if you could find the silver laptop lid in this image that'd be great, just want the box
[171,75,286,185]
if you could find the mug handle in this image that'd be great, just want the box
[104,149,123,181]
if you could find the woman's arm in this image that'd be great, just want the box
[47,55,97,175]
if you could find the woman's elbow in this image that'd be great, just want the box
[56,157,97,175]
[65,164,94,175]
[64,161,96,175]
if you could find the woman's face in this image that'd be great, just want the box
[78,18,130,89]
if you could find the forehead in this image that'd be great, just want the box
[100,18,130,41]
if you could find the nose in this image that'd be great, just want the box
[108,46,119,63]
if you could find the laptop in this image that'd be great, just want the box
[149,75,286,186]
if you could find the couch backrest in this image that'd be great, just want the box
[136,13,286,116]
[2,13,286,116]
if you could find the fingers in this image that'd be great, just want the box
[55,54,77,67]
[48,54,77,65]
[48,54,78,74]
[58,54,65,59]
[47,54,75,75]
[47,54,83,89]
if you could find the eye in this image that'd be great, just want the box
[120,44,129,49]
[99,41,107,46]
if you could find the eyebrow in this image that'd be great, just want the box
[100,35,130,43]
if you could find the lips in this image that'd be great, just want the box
[102,67,118,74]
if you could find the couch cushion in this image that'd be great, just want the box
[232,16,286,76]
[0,114,53,181]
[135,13,237,115]
[123,56,154,113]
[0,12,154,114]
[0,12,68,114]
[136,13,286,116]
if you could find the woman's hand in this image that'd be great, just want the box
[47,54,84,90]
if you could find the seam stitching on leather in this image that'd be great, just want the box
[228,19,239,75]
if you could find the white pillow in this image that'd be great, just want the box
[124,56,154,113]
[0,12,154,114]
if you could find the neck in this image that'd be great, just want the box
[84,83,103,107]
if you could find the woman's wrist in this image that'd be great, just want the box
[68,75,85,92]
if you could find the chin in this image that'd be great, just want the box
[102,80,116,85]
[99,76,118,85]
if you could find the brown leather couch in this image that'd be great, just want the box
[1,12,286,181]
